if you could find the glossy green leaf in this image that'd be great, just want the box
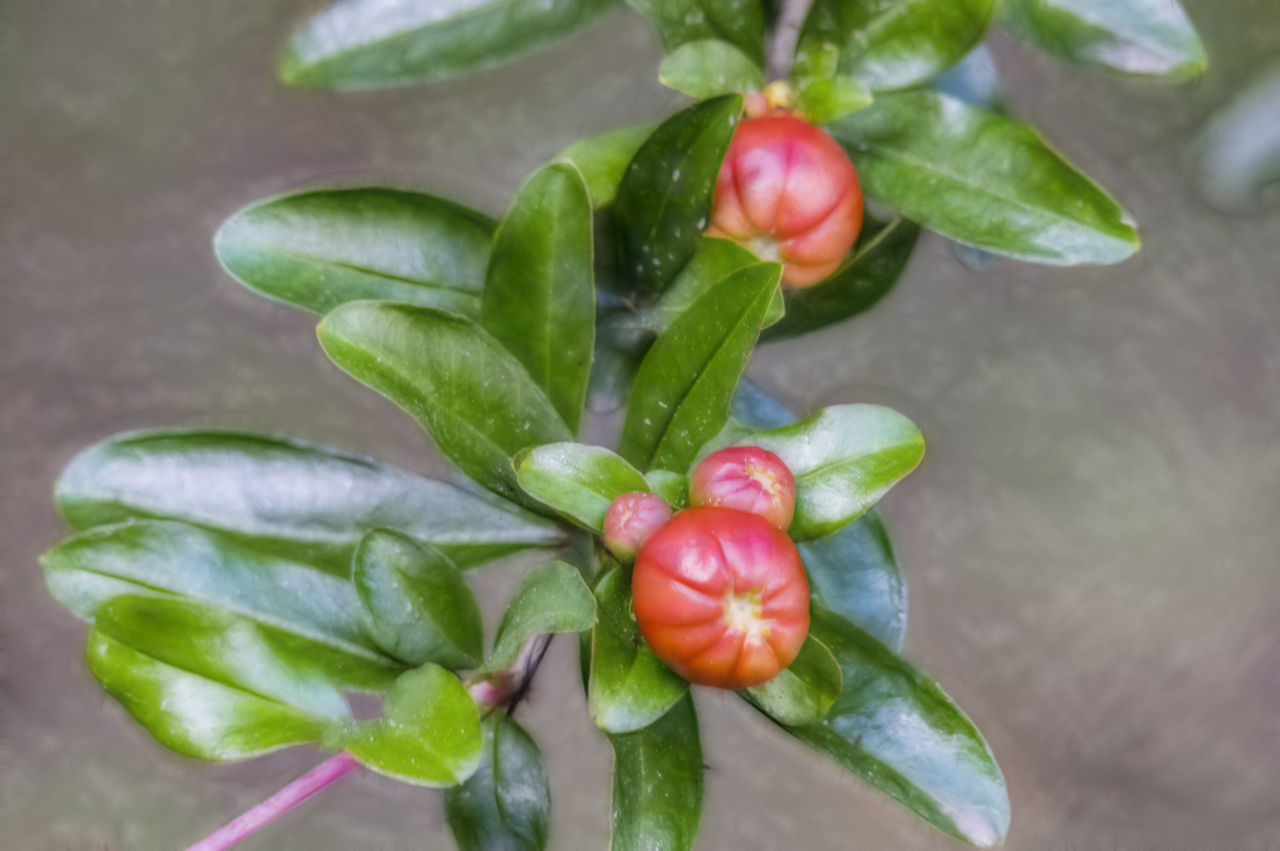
[445,714,551,851]
[763,216,919,340]
[729,404,924,540]
[214,189,494,317]
[608,695,703,851]
[483,163,595,434]
[589,568,688,733]
[55,430,566,574]
[800,511,906,650]
[744,633,842,726]
[280,0,618,90]
[43,520,402,686]
[796,76,874,124]
[613,95,743,297]
[643,469,688,509]
[331,664,483,787]
[997,0,1207,80]
[640,237,759,333]
[88,596,335,761]
[353,530,483,669]
[557,123,657,209]
[626,0,765,63]
[619,262,781,472]
[658,39,763,99]
[479,560,595,673]
[777,608,1009,846]
[515,443,651,532]
[800,0,995,91]
[317,302,572,508]
[829,90,1140,265]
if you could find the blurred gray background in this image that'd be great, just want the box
[3,1,1278,848]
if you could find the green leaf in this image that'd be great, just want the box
[557,123,657,209]
[331,664,483,787]
[55,430,566,573]
[829,90,1140,265]
[795,76,874,124]
[608,695,703,851]
[775,608,1009,846]
[445,714,551,851]
[613,95,743,297]
[744,633,842,726]
[640,237,759,333]
[353,530,483,669]
[317,302,572,509]
[515,443,651,532]
[589,568,688,733]
[479,560,595,673]
[997,0,1207,80]
[658,39,763,99]
[280,0,618,90]
[43,520,402,687]
[800,0,995,92]
[626,0,765,63]
[619,262,781,472]
[729,378,798,429]
[801,511,907,650]
[643,469,688,509]
[727,404,924,540]
[763,216,919,340]
[483,163,595,434]
[214,189,494,317]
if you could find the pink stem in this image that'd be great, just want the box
[185,752,360,851]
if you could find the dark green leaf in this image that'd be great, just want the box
[515,443,650,532]
[55,430,565,573]
[643,469,688,509]
[43,520,402,686]
[744,633,842,726]
[727,404,924,540]
[483,163,595,434]
[619,262,781,472]
[214,189,493,317]
[479,560,595,673]
[658,39,763,99]
[317,302,572,508]
[353,530,483,669]
[330,664,483,787]
[557,123,657,209]
[445,714,551,851]
[640,237,759,333]
[626,0,765,63]
[587,320,650,414]
[763,216,919,340]
[800,0,995,91]
[280,0,618,90]
[776,608,1009,846]
[829,90,1140,265]
[589,568,688,733]
[608,695,703,851]
[613,95,743,297]
[997,0,1207,80]
[800,511,906,650]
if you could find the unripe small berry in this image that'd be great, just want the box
[689,446,795,531]
[633,506,810,689]
[603,492,673,561]
[709,113,863,287]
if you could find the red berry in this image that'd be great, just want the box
[603,492,672,561]
[689,445,795,531]
[632,507,810,689]
[709,113,863,287]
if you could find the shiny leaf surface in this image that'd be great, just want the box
[658,39,763,98]
[744,633,842,726]
[795,75,874,124]
[515,443,651,532]
[557,123,657,208]
[800,511,906,649]
[479,560,595,673]
[445,714,551,851]
[643,469,688,509]
[640,237,759,333]
[626,0,765,63]
[608,695,703,851]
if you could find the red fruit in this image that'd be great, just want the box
[632,507,810,689]
[709,113,863,287]
[689,445,795,531]
[603,492,672,561]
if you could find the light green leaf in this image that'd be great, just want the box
[608,695,703,851]
[445,714,551,851]
[626,0,765,63]
[557,123,657,209]
[280,0,618,89]
[801,511,907,650]
[589,568,688,733]
[214,189,494,317]
[744,634,842,726]
[515,443,651,532]
[480,561,595,674]
[483,163,595,434]
[331,664,483,787]
[796,76,874,124]
[55,430,566,573]
[659,39,763,99]
[619,262,781,472]
[317,302,572,509]
[830,90,1140,265]
[643,469,688,509]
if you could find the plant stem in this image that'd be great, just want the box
[185,752,360,851]
[768,0,815,81]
